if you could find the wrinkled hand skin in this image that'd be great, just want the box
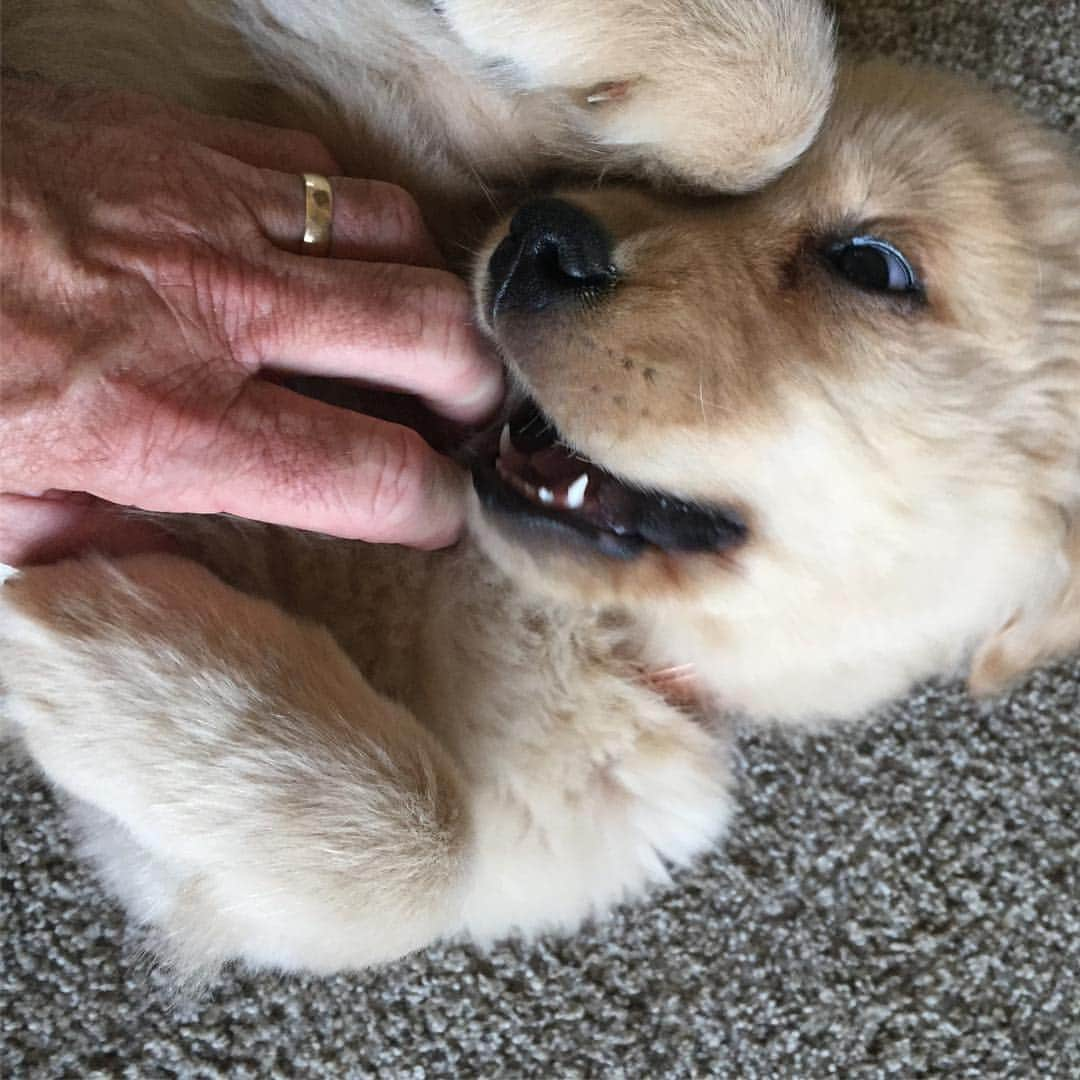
[0,77,503,563]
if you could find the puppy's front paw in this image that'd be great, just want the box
[1,554,472,974]
[443,0,835,190]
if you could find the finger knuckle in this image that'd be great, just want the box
[363,425,431,532]
[418,280,485,388]
[84,360,231,494]
[370,183,428,249]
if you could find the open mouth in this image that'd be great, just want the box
[467,396,748,560]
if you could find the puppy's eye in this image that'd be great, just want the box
[827,237,922,295]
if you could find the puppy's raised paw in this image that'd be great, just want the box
[443,0,835,190]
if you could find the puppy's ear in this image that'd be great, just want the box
[970,517,1080,695]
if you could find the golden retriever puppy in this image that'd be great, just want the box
[2,2,1078,979]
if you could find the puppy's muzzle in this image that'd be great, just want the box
[488,198,617,318]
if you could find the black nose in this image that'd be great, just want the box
[488,198,617,317]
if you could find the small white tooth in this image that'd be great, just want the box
[499,423,512,456]
[565,473,589,510]
[538,486,555,505]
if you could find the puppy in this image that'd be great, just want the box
[2,2,1078,979]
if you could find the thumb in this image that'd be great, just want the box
[132,381,470,549]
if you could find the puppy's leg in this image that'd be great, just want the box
[0,554,471,976]
[441,0,835,189]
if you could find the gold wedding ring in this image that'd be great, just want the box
[301,172,333,256]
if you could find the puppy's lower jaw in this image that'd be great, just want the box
[464,394,748,562]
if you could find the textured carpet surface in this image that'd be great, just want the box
[3,2,1079,1076]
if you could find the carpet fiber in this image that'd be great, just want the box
[3,2,1078,1075]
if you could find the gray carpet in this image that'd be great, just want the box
[3,2,1079,1076]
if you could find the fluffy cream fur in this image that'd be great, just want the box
[2,1,1078,977]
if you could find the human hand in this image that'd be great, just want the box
[0,77,502,565]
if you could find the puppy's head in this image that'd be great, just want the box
[442,0,836,191]
[468,62,1080,721]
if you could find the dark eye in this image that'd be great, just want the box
[827,236,922,295]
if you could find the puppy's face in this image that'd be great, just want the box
[468,63,1080,720]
